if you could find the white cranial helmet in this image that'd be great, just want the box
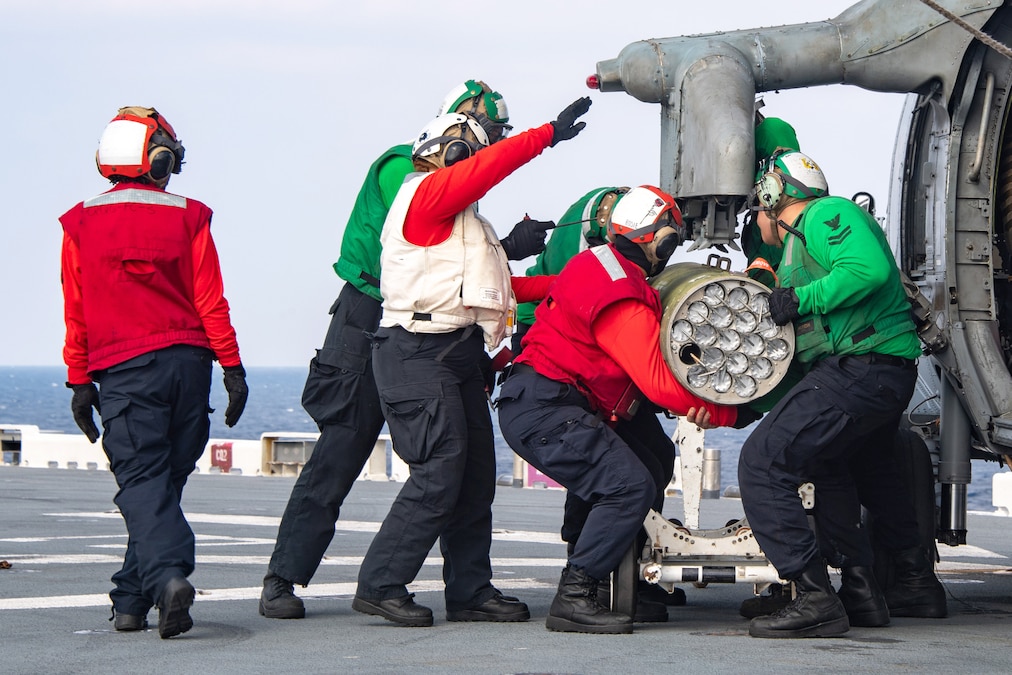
[412,113,490,167]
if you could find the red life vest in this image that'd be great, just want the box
[518,244,661,414]
[60,184,214,373]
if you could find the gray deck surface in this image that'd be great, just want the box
[3,467,1012,674]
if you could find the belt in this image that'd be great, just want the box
[851,353,915,368]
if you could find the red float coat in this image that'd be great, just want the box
[518,243,737,426]
[60,182,241,385]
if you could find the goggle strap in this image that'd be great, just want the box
[780,173,819,199]
[414,135,474,158]
[623,214,671,242]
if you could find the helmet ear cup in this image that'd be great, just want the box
[442,139,474,167]
[654,229,679,260]
[148,146,175,181]
[755,171,784,210]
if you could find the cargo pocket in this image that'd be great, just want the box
[496,374,528,406]
[103,351,156,375]
[531,376,573,405]
[98,396,137,471]
[551,418,609,471]
[300,347,368,426]
[381,382,443,465]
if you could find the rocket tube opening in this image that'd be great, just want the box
[679,343,702,365]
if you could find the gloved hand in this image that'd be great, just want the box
[222,364,249,427]
[478,347,515,395]
[501,218,554,260]
[768,287,801,326]
[550,97,592,147]
[732,405,763,429]
[67,382,101,443]
[478,352,496,396]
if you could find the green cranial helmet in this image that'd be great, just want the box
[754,150,828,211]
[437,80,512,143]
[754,117,800,168]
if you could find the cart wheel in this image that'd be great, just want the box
[611,543,638,618]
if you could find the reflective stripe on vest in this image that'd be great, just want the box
[85,189,186,209]
[593,244,628,282]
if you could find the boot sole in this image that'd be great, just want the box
[351,597,433,627]
[258,598,306,619]
[748,615,849,639]
[546,616,633,634]
[846,609,890,627]
[446,609,530,622]
[887,605,948,618]
[158,578,195,639]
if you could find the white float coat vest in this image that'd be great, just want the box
[379,173,516,348]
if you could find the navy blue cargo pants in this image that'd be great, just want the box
[497,367,656,580]
[356,325,498,611]
[738,354,917,580]
[560,404,674,554]
[268,284,386,585]
[95,345,213,615]
[818,430,923,567]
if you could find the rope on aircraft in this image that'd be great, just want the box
[918,0,1012,60]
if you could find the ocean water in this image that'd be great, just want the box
[0,365,1001,511]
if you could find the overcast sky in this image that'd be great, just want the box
[1,0,909,368]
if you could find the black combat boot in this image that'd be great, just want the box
[638,582,687,607]
[837,566,890,627]
[739,583,792,619]
[885,547,947,618]
[546,565,634,634]
[259,573,306,619]
[748,558,850,638]
[110,608,148,632]
[352,593,433,627]
[157,577,195,639]
[596,579,668,622]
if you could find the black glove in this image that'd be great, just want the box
[67,382,101,443]
[478,352,496,396]
[550,97,592,147]
[223,364,249,427]
[500,218,554,260]
[768,287,801,326]
[732,405,763,429]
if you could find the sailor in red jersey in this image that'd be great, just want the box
[352,98,592,628]
[60,107,247,639]
[497,185,741,634]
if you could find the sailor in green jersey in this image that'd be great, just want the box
[738,126,947,627]
[512,187,627,353]
[739,115,805,414]
[259,80,546,620]
[738,150,934,639]
[741,114,800,289]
